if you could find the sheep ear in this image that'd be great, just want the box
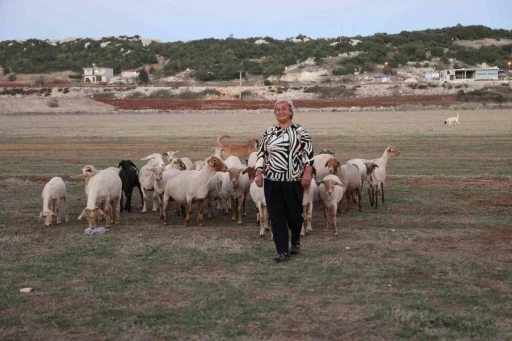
[208,159,215,167]
[98,209,106,217]
[140,155,150,160]
[162,152,168,157]
[77,209,86,221]
[39,212,43,220]
[242,168,248,174]
[324,160,330,168]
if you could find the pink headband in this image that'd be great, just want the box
[273,100,295,115]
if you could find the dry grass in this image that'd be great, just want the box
[0,109,511,340]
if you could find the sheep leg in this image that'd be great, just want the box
[368,185,375,207]
[184,200,193,226]
[231,196,237,221]
[125,187,134,212]
[301,206,306,237]
[323,206,328,231]
[163,196,170,225]
[344,192,352,214]
[306,202,313,234]
[237,194,244,224]
[103,203,112,227]
[120,190,125,213]
[256,206,260,224]
[381,183,385,203]
[242,195,247,217]
[152,192,159,212]
[331,205,338,236]
[197,199,205,226]
[113,197,121,224]
[53,198,61,224]
[180,205,186,218]
[141,187,148,213]
[63,195,69,223]
[206,194,213,219]
[357,187,363,212]
[136,183,144,209]
[175,203,181,216]
[258,202,265,237]
[375,184,380,209]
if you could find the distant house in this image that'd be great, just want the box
[424,72,440,80]
[82,66,114,83]
[121,68,140,79]
[373,74,391,83]
[439,67,499,82]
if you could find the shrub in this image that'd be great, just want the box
[263,80,272,86]
[240,90,253,99]
[303,85,354,98]
[68,73,82,80]
[3,67,11,75]
[35,77,45,86]
[63,88,69,94]
[47,98,59,108]
[417,84,428,89]
[456,89,508,103]
[8,74,17,81]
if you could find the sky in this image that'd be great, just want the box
[1,0,511,42]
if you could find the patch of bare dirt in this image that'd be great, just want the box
[453,38,512,49]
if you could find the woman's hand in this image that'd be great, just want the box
[255,170,264,188]
[301,166,312,188]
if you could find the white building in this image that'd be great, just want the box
[439,67,499,82]
[121,68,140,79]
[82,66,114,83]
[373,74,391,83]
[424,72,440,80]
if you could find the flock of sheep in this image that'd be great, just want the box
[39,135,401,237]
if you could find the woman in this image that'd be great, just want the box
[255,100,314,262]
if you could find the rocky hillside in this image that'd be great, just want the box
[1,25,511,81]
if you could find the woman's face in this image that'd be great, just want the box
[275,102,292,124]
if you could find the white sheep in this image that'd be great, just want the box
[224,155,245,168]
[247,152,258,167]
[317,174,344,236]
[39,177,69,226]
[444,112,460,126]
[218,167,250,224]
[301,180,318,236]
[249,180,272,239]
[139,153,166,213]
[352,146,400,208]
[326,159,363,212]
[78,169,122,228]
[313,153,334,182]
[162,156,228,226]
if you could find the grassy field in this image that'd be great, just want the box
[0,109,511,340]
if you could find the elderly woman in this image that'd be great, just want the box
[255,100,314,262]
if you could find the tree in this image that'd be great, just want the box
[138,69,149,84]
[3,66,11,75]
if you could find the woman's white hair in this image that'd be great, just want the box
[274,100,295,117]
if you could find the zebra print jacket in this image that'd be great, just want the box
[255,123,314,182]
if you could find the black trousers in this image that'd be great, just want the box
[264,178,304,255]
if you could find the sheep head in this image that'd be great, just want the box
[387,146,401,157]
[364,162,379,176]
[39,210,55,226]
[228,168,245,188]
[78,206,106,228]
[150,166,164,181]
[170,158,186,170]
[242,166,257,183]
[141,153,165,167]
[207,156,228,172]
[194,161,205,171]
[325,158,341,175]
[318,179,343,197]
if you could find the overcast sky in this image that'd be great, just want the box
[1,0,511,42]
